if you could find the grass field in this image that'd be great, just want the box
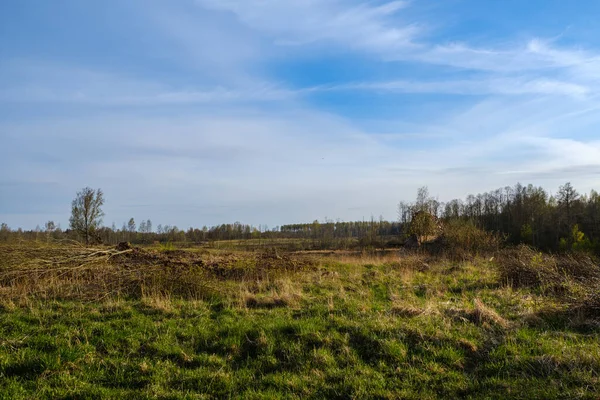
[0,243,599,399]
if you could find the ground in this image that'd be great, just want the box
[0,243,598,399]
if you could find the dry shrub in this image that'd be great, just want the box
[555,253,600,283]
[496,245,600,294]
[497,246,600,323]
[496,246,559,289]
[570,291,600,319]
[442,219,503,260]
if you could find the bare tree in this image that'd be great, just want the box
[69,187,105,245]
[397,201,412,225]
[415,186,430,212]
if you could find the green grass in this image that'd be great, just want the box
[0,246,599,399]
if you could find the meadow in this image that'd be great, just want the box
[0,241,599,399]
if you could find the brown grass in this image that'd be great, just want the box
[444,299,509,329]
[390,304,424,318]
[472,298,510,329]
[240,277,304,309]
[243,293,291,309]
[141,290,175,313]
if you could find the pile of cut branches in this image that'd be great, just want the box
[0,244,213,301]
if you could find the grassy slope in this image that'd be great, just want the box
[0,245,599,399]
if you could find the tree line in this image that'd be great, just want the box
[437,182,599,252]
[1,182,599,253]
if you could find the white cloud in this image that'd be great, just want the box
[195,0,419,52]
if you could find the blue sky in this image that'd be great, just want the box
[2,0,600,230]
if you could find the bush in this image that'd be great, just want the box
[560,224,595,253]
[442,219,503,258]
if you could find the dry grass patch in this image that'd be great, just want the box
[472,298,510,329]
[336,252,399,266]
[243,293,291,309]
[0,298,17,312]
[141,291,175,314]
[390,304,423,318]
[444,298,509,329]
[240,278,304,309]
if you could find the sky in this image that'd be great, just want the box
[2,0,600,230]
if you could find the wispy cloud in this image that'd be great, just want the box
[196,0,418,51]
[413,38,600,79]
[192,1,600,76]
[314,77,589,97]
[189,1,600,100]
[0,59,590,106]
[0,60,300,105]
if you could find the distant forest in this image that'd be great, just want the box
[2,182,599,253]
